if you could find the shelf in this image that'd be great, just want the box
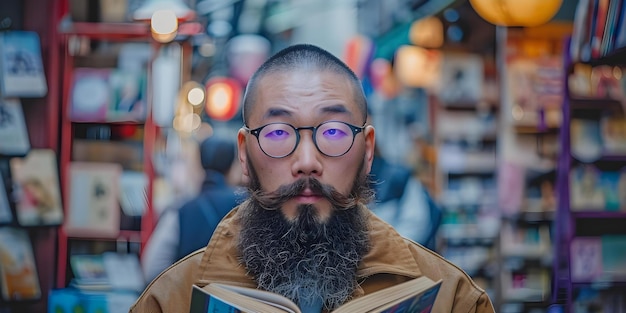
[67,230,142,242]
[569,96,624,116]
[571,211,626,219]
[583,47,626,67]
[59,21,203,40]
[514,124,560,135]
[502,210,556,223]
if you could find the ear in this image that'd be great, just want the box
[363,125,376,175]
[237,128,250,180]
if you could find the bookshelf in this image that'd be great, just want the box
[553,1,626,306]
[434,52,500,300]
[494,25,572,312]
[55,20,200,291]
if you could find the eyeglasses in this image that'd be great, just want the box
[244,121,366,158]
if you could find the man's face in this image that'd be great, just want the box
[238,69,375,221]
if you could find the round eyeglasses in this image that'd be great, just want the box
[244,121,366,158]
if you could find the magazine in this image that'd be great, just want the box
[0,99,30,156]
[10,149,64,226]
[0,227,41,301]
[0,31,47,98]
[189,276,441,313]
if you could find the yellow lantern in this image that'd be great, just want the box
[394,45,441,89]
[469,0,563,27]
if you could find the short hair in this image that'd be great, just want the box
[199,136,236,175]
[242,44,368,125]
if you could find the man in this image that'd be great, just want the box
[130,44,494,313]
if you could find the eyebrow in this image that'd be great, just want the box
[263,104,351,119]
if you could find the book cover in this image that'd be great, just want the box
[571,237,603,282]
[0,175,13,224]
[0,227,41,301]
[591,0,610,59]
[570,165,605,211]
[600,116,626,154]
[69,68,112,122]
[570,0,591,62]
[0,31,47,98]
[0,98,30,156]
[190,276,441,313]
[437,53,483,105]
[613,0,626,49]
[64,162,122,238]
[9,149,64,226]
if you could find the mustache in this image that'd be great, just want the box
[251,177,358,211]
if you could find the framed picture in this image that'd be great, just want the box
[64,162,122,238]
[0,176,12,224]
[0,227,41,301]
[0,99,30,157]
[10,149,64,226]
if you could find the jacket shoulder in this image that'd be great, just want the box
[404,239,494,313]
[130,249,205,313]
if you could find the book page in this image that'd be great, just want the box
[213,283,300,313]
[199,284,295,313]
[334,276,441,313]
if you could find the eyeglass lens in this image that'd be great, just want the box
[257,121,356,157]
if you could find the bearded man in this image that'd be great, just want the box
[130,44,494,313]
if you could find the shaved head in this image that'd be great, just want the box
[242,44,368,126]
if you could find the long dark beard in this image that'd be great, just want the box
[238,158,373,310]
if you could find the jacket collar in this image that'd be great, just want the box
[196,201,422,287]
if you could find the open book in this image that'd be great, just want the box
[189,276,441,313]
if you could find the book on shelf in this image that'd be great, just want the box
[70,68,111,121]
[70,67,147,122]
[591,0,610,59]
[437,53,483,105]
[9,149,64,226]
[64,162,122,238]
[190,276,442,313]
[0,98,30,156]
[0,30,47,98]
[615,0,626,50]
[0,227,41,301]
[571,235,626,283]
[70,252,145,292]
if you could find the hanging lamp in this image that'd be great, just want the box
[133,0,196,22]
[469,0,563,27]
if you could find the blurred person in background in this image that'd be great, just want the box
[369,146,441,251]
[141,136,243,282]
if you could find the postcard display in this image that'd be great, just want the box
[0,29,52,307]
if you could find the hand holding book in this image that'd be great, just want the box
[189,276,441,313]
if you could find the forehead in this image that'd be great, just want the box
[248,69,360,125]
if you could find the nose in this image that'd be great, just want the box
[291,130,323,177]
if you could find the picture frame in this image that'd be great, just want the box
[0,227,41,301]
[0,98,31,157]
[10,149,64,226]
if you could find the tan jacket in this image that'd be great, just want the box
[130,204,494,313]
